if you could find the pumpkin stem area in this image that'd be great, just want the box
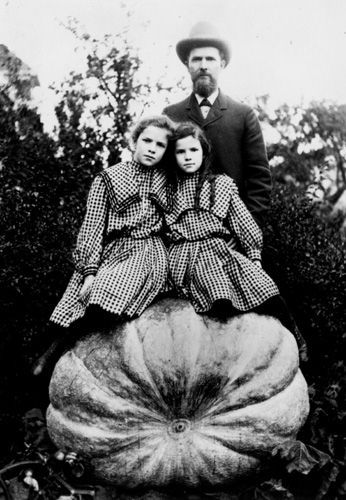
[169,419,190,434]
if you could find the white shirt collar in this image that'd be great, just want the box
[195,89,219,106]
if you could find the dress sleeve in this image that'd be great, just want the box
[72,175,108,277]
[226,179,263,262]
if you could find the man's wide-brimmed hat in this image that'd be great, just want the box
[176,22,231,66]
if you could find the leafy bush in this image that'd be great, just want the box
[0,96,90,456]
[262,181,346,496]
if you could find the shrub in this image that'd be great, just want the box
[263,182,346,473]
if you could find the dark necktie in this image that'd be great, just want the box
[200,98,212,107]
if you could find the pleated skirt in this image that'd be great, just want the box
[168,238,279,313]
[50,236,168,328]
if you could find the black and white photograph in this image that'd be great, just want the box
[0,0,345,498]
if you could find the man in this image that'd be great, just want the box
[163,22,271,227]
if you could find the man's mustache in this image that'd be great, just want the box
[193,71,213,81]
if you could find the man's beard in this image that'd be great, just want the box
[192,74,217,97]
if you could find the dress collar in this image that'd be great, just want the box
[100,161,169,213]
[178,171,200,183]
[131,159,152,175]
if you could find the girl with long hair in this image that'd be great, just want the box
[166,122,307,361]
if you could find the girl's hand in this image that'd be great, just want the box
[79,275,95,302]
[252,259,262,268]
[227,238,238,250]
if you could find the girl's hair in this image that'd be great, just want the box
[130,115,176,145]
[169,122,217,209]
[130,115,176,170]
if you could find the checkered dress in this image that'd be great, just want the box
[165,173,279,313]
[50,161,169,328]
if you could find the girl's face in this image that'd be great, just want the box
[134,126,170,167]
[175,135,203,174]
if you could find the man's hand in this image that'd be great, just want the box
[78,275,95,302]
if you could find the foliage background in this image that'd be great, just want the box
[0,23,346,499]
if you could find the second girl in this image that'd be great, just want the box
[165,122,307,360]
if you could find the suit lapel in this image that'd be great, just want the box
[186,94,204,126]
[203,92,227,127]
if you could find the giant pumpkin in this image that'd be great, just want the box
[47,298,309,489]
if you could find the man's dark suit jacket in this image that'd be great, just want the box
[163,92,271,226]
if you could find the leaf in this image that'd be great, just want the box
[249,479,294,500]
[273,440,331,475]
[22,407,53,452]
[315,461,340,500]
